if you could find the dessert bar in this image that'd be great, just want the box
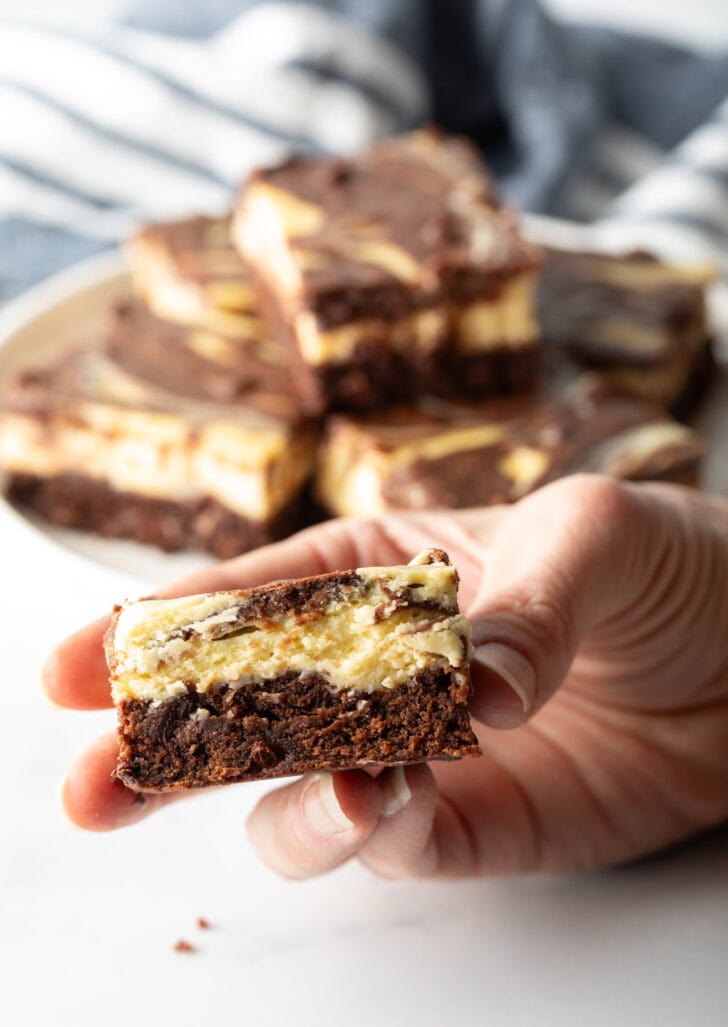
[316,377,703,517]
[234,129,540,411]
[0,310,316,556]
[108,549,480,790]
[538,247,714,413]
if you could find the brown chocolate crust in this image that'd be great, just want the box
[252,273,423,412]
[6,472,320,558]
[437,345,540,400]
[309,340,539,411]
[116,668,480,791]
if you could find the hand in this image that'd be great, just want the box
[45,475,728,879]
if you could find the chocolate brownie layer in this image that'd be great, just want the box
[254,268,538,413]
[304,336,540,412]
[436,345,540,400]
[116,669,479,790]
[7,472,317,557]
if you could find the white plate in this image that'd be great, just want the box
[1,217,727,583]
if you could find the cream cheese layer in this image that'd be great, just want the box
[109,550,472,704]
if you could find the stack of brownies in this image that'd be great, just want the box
[0,130,713,557]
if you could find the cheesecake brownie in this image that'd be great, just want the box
[316,377,703,517]
[537,247,715,413]
[0,316,317,556]
[129,214,256,336]
[108,549,480,791]
[233,129,540,412]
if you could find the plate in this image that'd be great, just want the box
[1,217,727,583]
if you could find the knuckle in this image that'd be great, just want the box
[358,846,437,880]
[521,592,575,652]
[558,474,641,536]
[483,587,575,656]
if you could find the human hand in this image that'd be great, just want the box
[45,475,728,879]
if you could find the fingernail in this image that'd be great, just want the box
[472,642,536,712]
[380,766,412,817]
[301,773,354,835]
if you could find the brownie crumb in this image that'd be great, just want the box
[173,939,196,953]
[196,917,211,930]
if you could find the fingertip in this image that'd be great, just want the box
[43,615,113,710]
[376,763,434,818]
[61,733,174,832]
[40,656,67,710]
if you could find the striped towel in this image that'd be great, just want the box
[1,0,727,305]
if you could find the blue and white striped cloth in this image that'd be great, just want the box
[1,0,727,304]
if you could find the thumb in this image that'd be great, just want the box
[466,475,667,728]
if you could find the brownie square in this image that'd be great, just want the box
[537,246,714,414]
[0,304,317,557]
[316,375,704,517]
[107,549,480,791]
[233,129,541,412]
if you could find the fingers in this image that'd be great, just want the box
[356,764,440,877]
[61,733,179,831]
[43,615,113,710]
[247,763,480,881]
[465,475,668,727]
[246,769,383,879]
